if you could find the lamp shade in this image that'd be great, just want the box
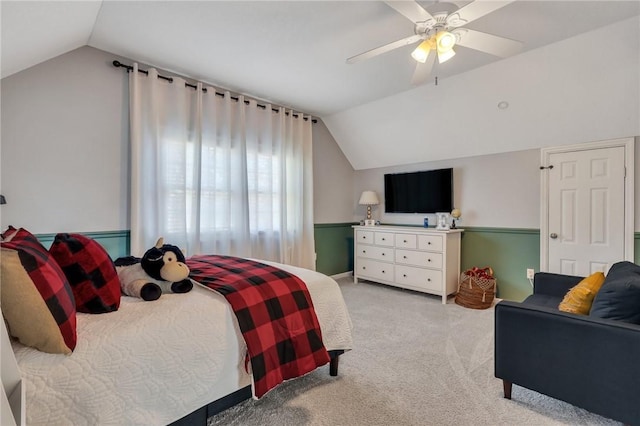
[435,30,456,64]
[411,39,433,63]
[436,31,456,52]
[358,191,379,206]
[437,48,456,64]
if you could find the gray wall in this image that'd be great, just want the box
[1,46,129,233]
[0,46,356,233]
[353,149,540,228]
[1,45,637,237]
[352,139,640,230]
[312,119,354,223]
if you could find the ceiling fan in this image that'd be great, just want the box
[347,1,523,85]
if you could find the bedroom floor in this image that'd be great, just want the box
[207,276,620,425]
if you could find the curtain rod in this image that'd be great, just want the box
[112,60,316,123]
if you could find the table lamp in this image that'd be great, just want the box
[358,191,379,226]
[451,208,461,229]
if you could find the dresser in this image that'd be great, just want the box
[353,225,463,304]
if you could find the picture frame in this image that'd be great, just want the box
[435,212,450,230]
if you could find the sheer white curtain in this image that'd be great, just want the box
[129,64,315,269]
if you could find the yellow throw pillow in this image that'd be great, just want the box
[558,272,606,315]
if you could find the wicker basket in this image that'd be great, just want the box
[455,272,496,309]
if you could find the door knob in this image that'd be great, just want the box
[550,233,558,239]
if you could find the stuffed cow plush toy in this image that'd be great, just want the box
[115,238,193,301]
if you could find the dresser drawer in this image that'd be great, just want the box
[418,234,443,252]
[356,230,374,244]
[374,232,394,246]
[357,258,394,282]
[357,245,393,261]
[395,233,417,249]
[395,249,443,269]
[395,265,442,293]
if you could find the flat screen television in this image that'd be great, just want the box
[384,168,453,213]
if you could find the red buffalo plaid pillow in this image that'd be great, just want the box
[1,225,18,241]
[0,227,77,354]
[49,233,121,314]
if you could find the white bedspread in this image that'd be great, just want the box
[12,263,352,425]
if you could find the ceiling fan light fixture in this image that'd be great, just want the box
[436,31,456,52]
[411,39,433,63]
[437,48,456,64]
[348,0,523,85]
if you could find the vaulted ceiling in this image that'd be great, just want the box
[2,1,639,169]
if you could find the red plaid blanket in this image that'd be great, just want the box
[186,255,330,398]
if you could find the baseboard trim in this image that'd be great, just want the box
[331,271,353,280]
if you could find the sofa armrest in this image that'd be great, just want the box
[495,300,640,424]
[533,272,583,297]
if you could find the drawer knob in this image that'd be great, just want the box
[403,255,407,259]
[362,266,366,270]
[403,240,407,243]
[403,274,407,278]
[428,259,431,262]
[382,253,385,256]
[382,238,386,241]
[363,236,367,239]
[427,278,431,282]
[382,270,386,273]
[428,242,432,245]
[362,250,366,253]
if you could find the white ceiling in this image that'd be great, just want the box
[2,1,640,168]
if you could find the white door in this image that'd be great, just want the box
[545,146,627,276]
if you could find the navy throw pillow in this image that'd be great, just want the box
[590,261,640,324]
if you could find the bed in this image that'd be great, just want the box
[8,258,353,425]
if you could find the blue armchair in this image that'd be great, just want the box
[494,272,640,425]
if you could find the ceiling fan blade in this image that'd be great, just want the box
[347,34,422,64]
[447,0,514,28]
[453,28,523,58]
[384,1,435,24]
[411,52,436,86]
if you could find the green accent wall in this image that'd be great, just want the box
[314,223,356,276]
[313,223,542,302]
[36,230,131,260]
[34,226,355,277]
[460,227,540,302]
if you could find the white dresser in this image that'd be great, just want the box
[353,225,463,304]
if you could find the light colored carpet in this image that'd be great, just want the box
[208,277,621,426]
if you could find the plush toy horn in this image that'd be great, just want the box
[155,237,164,248]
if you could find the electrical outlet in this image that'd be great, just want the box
[526,268,535,279]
